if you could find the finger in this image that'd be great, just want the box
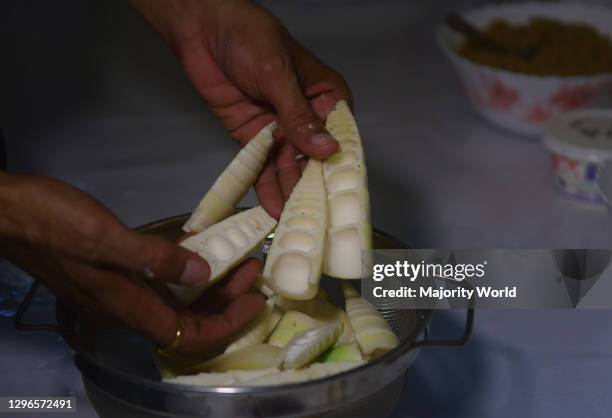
[276,143,302,200]
[177,231,196,242]
[298,155,308,172]
[265,65,338,160]
[292,41,354,119]
[232,109,277,148]
[188,258,262,314]
[181,293,266,353]
[109,230,211,287]
[255,156,284,219]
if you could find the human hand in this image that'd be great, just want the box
[0,174,265,353]
[130,0,353,218]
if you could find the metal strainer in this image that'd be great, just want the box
[16,214,474,418]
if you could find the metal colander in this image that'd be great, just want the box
[16,214,474,418]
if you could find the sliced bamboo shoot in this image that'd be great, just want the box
[184,122,276,233]
[275,296,354,346]
[342,283,399,357]
[169,206,277,305]
[268,310,317,348]
[165,361,364,387]
[254,275,275,298]
[262,159,326,299]
[243,361,364,386]
[156,356,177,379]
[282,322,343,369]
[225,299,275,353]
[320,341,363,362]
[268,306,283,334]
[323,101,372,279]
[155,351,215,378]
[164,368,280,386]
[185,344,282,373]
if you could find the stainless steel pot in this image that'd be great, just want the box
[16,214,474,418]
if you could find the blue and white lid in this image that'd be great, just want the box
[543,109,612,163]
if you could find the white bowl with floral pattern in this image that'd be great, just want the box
[438,2,612,136]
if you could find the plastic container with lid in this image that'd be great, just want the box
[543,109,612,202]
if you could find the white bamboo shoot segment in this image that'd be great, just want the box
[186,344,282,373]
[164,368,280,386]
[243,361,364,386]
[320,341,363,363]
[254,275,275,298]
[323,101,372,279]
[156,356,177,379]
[166,361,364,387]
[268,310,317,348]
[342,282,360,299]
[268,306,283,334]
[262,159,326,299]
[169,206,277,305]
[342,283,399,357]
[165,361,364,387]
[275,296,353,346]
[225,299,275,353]
[183,122,276,233]
[282,322,343,369]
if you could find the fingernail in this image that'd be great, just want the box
[310,133,334,146]
[180,258,209,286]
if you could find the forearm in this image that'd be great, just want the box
[0,172,28,242]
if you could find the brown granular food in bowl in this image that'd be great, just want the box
[456,17,612,76]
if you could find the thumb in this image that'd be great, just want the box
[112,231,211,286]
[267,72,338,159]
